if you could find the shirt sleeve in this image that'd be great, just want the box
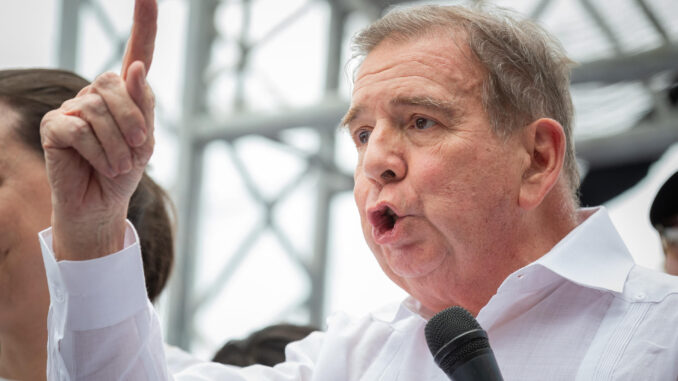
[40,221,169,381]
[38,221,325,381]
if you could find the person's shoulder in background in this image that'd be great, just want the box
[212,324,319,367]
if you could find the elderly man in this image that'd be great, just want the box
[39,2,678,380]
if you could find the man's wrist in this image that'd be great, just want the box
[52,212,127,261]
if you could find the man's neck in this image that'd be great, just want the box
[509,188,581,269]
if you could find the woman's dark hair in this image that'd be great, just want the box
[0,68,174,302]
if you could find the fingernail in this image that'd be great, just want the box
[119,157,132,174]
[129,128,146,147]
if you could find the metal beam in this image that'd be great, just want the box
[166,0,219,349]
[307,0,348,327]
[579,0,623,55]
[571,45,678,84]
[529,0,553,20]
[194,98,349,144]
[58,0,82,70]
[633,0,670,43]
[576,113,678,168]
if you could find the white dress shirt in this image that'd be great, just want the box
[40,207,678,380]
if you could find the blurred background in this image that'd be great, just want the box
[1,0,676,359]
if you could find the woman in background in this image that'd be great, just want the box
[0,68,174,381]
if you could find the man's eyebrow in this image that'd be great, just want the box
[340,106,362,128]
[390,96,459,121]
[340,96,459,128]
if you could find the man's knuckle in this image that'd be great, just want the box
[98,71,118,82]
[70,119,90,139]
[41,110,57,125]
[76,84,92,97]
[92,72,119,90]
[85,95,108,116]
[60,98,76,110]
[40,111,63,134]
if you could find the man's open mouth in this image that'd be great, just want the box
[368,205,401,236]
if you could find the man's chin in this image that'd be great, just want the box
[384,252,446,280]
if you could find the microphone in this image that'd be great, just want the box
[425,306,503,381]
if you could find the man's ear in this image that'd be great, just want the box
[518,118,566,210]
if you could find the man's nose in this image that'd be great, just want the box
[362,124,407,185]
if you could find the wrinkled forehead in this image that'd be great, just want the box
[342,33,487,129]
[351,33,485,106]
[354,32,482,88]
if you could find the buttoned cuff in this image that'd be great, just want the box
[40,220,148,331]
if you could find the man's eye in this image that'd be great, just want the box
[414,117,435,130]
[357,130,371,144]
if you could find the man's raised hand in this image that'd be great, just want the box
[40,0,158,261]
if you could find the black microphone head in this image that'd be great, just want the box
[425,306,482,354]
[425,306,492,377]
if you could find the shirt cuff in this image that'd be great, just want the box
[40,220,148,331]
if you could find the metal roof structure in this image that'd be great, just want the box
[57,0,677,355]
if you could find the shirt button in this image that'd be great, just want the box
[635,293,645,300]
[516,274,525,279]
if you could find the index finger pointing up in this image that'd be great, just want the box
[121,0,158,79]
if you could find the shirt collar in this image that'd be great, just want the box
[401,296,435,320]
[534,206,635,293]
[400,207,635,322]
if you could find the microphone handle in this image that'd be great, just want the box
[449,351,503,381]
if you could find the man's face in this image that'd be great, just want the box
[346,35,528,312]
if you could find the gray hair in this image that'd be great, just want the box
[351,4,579,197]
